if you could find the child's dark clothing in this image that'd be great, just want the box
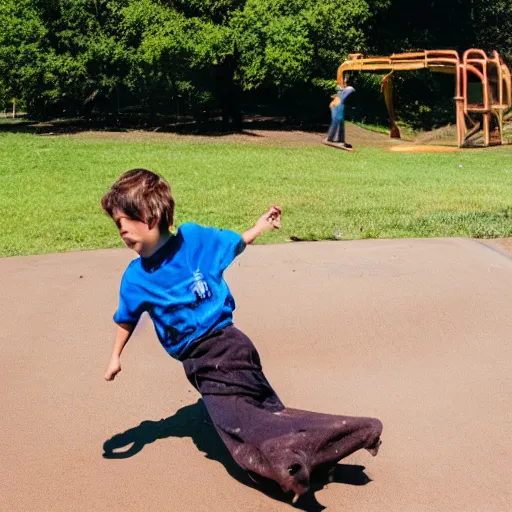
[180,325,382,493]
[115,223,382,494]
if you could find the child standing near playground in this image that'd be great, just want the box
[325,83,356,150]
[102,168,382,501]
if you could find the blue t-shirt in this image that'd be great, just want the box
[113,223,246,359]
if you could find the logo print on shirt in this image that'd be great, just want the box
[191,270,212,300]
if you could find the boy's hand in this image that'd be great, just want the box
[242,205,282,245]
[105,356,121,381]
[255,205,281,233]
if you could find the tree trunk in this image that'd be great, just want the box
[217,56,242,132]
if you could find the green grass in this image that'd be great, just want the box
[1,132,512,257]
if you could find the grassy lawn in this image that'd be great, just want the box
[1,132,511,257]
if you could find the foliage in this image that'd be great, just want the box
[0,0,511,127]
[0,0,48,113]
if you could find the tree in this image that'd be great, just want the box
[0,1,49,114]
[472,0,512,60]
[2,0,510,127]
[33,0,132,117]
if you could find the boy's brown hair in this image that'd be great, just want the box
[101,168,175,231]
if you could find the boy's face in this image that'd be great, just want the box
[112,209,160,256]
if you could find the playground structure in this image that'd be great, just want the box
[337,50,512,147]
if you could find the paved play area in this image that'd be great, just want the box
[1,238,511,512]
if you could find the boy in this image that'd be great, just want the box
[102,168,382,502]
[324,83,356,150]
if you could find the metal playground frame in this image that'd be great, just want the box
[337,50,512,147]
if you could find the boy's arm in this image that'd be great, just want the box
[340,86,355,102]
[105,322,135,381]
[242,205,281,245]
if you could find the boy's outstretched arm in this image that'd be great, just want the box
[105,323,135,381]
[242,205,281,245]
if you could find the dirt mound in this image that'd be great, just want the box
[412,124,458,146]
[411,121,512,148]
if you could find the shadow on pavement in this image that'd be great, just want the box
[103,399,371,511]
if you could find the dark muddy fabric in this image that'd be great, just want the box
[181,325,382,495]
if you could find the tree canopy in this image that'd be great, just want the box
[0,0,510,126]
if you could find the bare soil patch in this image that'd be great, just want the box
[68,122,404,148]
